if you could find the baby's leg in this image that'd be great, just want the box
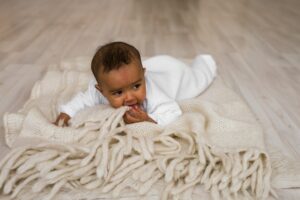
[191,54,217,75]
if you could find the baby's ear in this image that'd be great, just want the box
[95,84,103,93]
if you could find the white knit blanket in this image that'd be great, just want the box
[0,58,279,200]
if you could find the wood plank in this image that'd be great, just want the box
[0,0,299,199]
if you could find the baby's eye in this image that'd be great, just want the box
[112,90,123,96]
[133,84,141,90]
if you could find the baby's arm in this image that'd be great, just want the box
[54,80,101,126]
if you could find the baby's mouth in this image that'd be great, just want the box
[127,104,140,109]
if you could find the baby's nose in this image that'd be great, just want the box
[124,92,135,104]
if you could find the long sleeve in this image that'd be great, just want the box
[59,80,108,117]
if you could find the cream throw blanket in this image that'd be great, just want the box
[0,58,277,200]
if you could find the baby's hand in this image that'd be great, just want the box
[123,107,156,124]
[54,113,71,127]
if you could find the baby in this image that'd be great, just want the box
[55,41,217,126]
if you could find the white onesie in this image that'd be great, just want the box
[60,55,217,126]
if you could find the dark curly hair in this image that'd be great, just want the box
[91,41,142,82]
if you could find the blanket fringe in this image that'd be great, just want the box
[0,108,272,200]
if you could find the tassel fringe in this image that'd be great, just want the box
[0,108,273,200]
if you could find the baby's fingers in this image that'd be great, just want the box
[53,114,70,127]
[123,112,138,124]
[58,119,67,127]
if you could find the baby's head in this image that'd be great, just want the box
[91,41,146,109]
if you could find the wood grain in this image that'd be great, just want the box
[0,0,299,199]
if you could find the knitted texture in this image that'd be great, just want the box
[1,57,275,200]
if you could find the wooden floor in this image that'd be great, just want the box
[0,0,299,199]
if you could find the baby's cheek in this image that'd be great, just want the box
[139,90,146,102]
[109,98,123,108]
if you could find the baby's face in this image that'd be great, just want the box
[96,61,146,109]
